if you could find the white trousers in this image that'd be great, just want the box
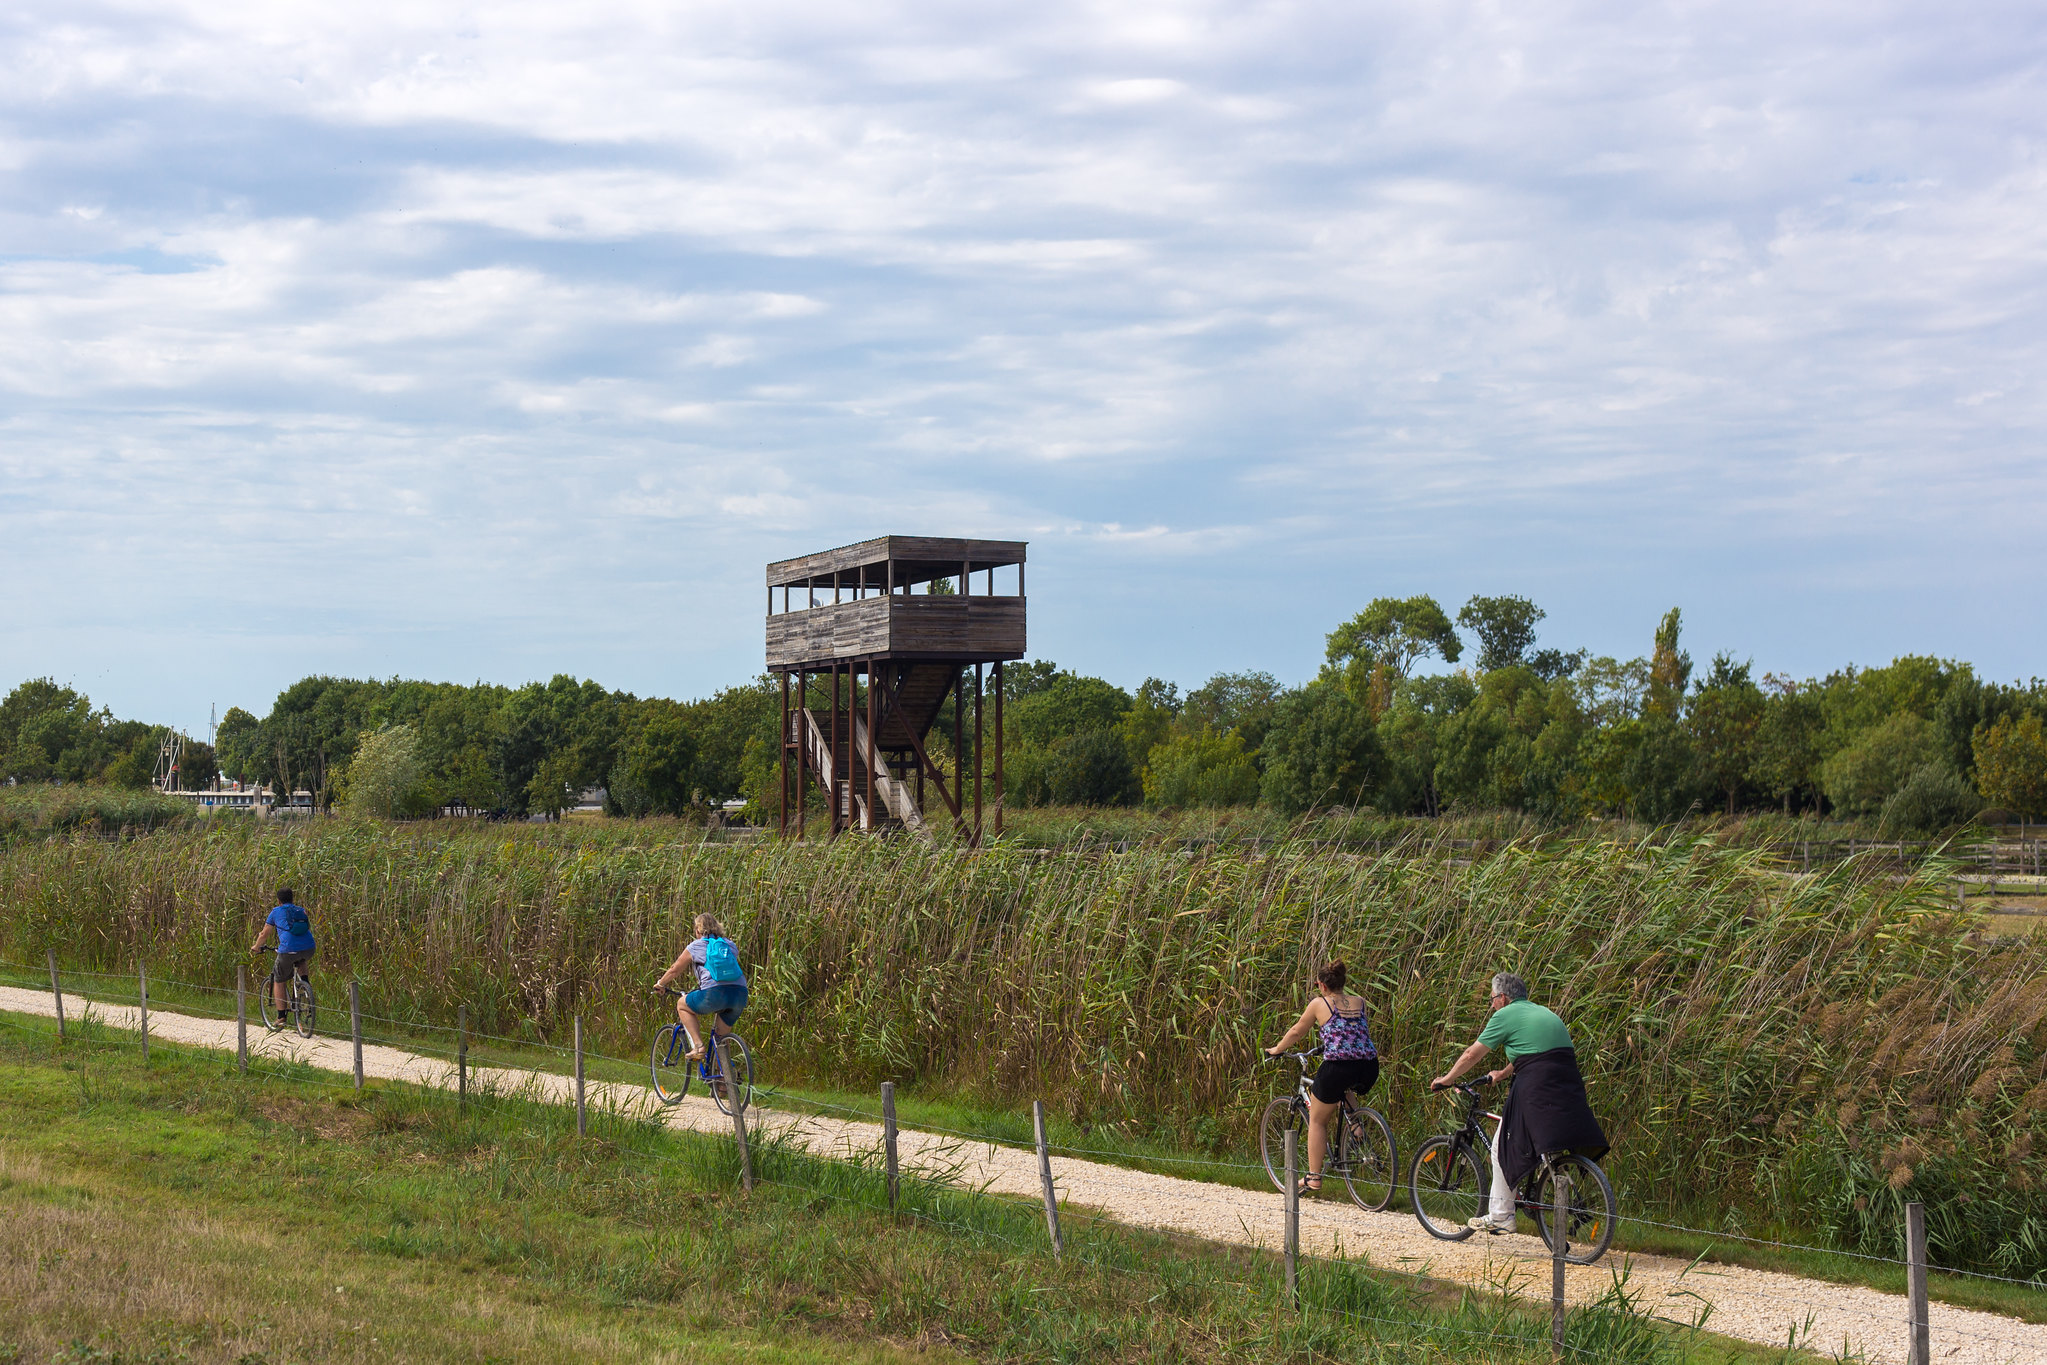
[1489,1118,1515,1223]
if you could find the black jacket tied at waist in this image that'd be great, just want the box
[1497,1046,1609,1188]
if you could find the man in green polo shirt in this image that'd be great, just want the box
[1432,971,1607,1234]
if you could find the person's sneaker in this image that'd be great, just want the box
[265,1018,286,1033]
[1467,1215,1514,1234]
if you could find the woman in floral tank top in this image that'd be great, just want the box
[1262,960,1381,1194]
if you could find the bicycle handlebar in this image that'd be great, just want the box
[1430,1074,1493,1093]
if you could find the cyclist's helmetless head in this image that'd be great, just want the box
[1489,972,1528,1004]
[276,887,294,905]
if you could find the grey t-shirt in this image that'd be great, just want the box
[683,936,747,991]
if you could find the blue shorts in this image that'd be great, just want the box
[684,983,748,1026]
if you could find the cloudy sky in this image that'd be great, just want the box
[4,0,2043,729]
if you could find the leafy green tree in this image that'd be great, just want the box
[681,678,778,806]
[343,725,424,818]
[1752,680,1825,814]
[612,702,700,817]
[1001,659,1064,700]
[1011,674,1133,749]
[1261,679,1384,815]
[1144,728,1260,808]
[215,707,264,783]
[1646,609,1692,719]
[1326,596,1461,714]
[1457,595,1544,673]
[1373,673,1477,815]
[1044,730,1141,806]
[1181,671,1282,752]
[1577,656,1649,725]
[1623,714,1702,821]
[1119,678,1181,781]
[1973,713,2047,820]
[1527,648,1587,682]
[1687,653,1764,814]
[1822,712,1939,814]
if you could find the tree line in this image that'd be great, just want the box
[5,591,2044,827]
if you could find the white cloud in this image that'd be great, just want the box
[1,0,2045,725]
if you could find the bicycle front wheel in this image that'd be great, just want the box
[1409,1135,1484,1240]
[1258,1096,1309,1193]
[292,977,316,1038]
[649,1024,692,1105]
[1337,1106,1399,1212]
[1528,1154,1616,1265]
[709,1034,753,1116]
[255,974,280,1032]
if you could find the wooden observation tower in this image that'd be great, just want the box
[767,536,1026,842]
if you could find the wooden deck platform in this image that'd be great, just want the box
[766,595,1025,672]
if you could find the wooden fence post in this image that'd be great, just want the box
[236,965,247,1074]
[1283,1127,1299,1308]
[1033,1100,1063,1258]
[349,981,363,1091]
[574,1016,587,1137]
[882,1082,900,1213]
[458,1005,468,1106]
[139,962,149,1060]
[1906,1201,1930,1365]
[718,1039,753,1191]
[1551,1166,1570,1358]
[47,949,64,1042]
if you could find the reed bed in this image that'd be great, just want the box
[2,818,2042,1276]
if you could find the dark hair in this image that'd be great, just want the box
[1316,960,1348,992]
[276,888,295,904]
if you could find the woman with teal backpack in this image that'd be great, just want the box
[655,912,748,1060]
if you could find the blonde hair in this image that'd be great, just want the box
[694,912,726,938]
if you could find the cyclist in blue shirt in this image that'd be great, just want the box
[653,912,747,1061]
[249,888,316,1031]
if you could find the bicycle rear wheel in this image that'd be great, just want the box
[649,1024,692,1105]
[291,976,316,1038]
[709,1033,753,1116]
[1258,1096,1309,1192]
[1528,1154,1616,1265]
[1337,1105,1399,1212]
[1408,1135,1484,1240]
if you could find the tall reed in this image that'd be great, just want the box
[2,818,2041,1273]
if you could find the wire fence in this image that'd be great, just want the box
[0,954,2041,1364]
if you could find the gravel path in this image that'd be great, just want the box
[4,985,2040,1365]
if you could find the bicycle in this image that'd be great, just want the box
[649,987,754,1116]
[1258,1048,1400,1212]
[1408,1077,1615,1264]
[251,949,316,1039]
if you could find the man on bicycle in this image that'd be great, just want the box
[1431,971,1607,1233]
[249,887,316,1031]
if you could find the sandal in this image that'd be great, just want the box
[1295,1176,1322,1196]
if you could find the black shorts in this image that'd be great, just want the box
[271,949,314,983]
[1311,1056,1379,1105]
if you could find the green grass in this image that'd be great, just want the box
[8,966,2042,1331]
[5,820,2045,1282]
[0,1011,1781,1365]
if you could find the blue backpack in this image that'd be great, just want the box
[703,936,744,984]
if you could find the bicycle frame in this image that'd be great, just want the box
[1432,1084,1563,1217]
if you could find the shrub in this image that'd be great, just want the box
[1877,763,1982,836]
[1044,729,1140,806]
[1822,712,1938,813]
[1143,728,1260,808]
